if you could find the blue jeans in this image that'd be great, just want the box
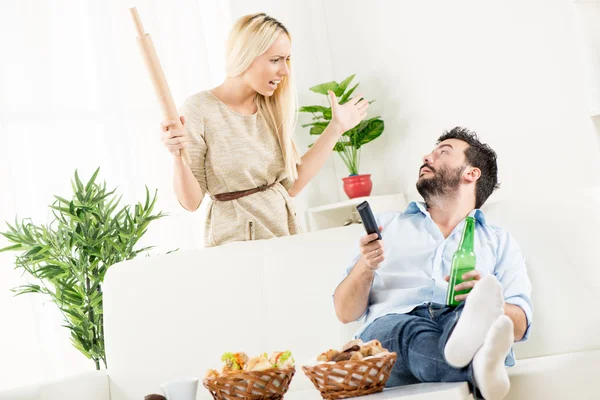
[359,302,482,398]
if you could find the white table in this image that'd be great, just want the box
[284,382,473,399]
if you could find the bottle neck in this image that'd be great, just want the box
[458,216,475,252]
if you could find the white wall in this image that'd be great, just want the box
[573,0,600,116]
[230,0,600,209]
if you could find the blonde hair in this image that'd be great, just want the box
[226,13,300,181]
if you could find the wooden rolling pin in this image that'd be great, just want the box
[129,7,192,166]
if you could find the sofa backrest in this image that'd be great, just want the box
[482,188,600,359]
[103,224,364,400]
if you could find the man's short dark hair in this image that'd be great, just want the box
[437,127,500,208]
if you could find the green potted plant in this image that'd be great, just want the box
[0,168,167,370]
[299,74,384,199]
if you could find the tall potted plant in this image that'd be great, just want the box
[0,168,167,369]
[299,74,384,199]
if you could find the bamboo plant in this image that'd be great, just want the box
[0,168,166,369]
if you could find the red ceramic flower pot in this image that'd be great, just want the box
[342,174,373,199]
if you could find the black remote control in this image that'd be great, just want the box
[356,201,382,241]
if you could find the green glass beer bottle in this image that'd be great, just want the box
[446,216,476,307]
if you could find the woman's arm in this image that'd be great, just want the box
[173,156,203,211]
[162,115,204,211]
[288,122,343,197]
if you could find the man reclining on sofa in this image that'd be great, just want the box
[333,127,533,400]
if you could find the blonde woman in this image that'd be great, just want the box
[161,13,369,247]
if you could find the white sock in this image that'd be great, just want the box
[444,275,504,368]
[473,315,514,400]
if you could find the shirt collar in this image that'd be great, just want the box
[405,201,487,226]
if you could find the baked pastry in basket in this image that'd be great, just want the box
[316,339,388,363]
[203,350,296,400]
[205,350,295,378]
[303,339,397,399]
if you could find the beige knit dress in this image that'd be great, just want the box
[179,90,302,247]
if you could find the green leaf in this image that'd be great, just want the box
[144,190,159,218]
[53,195,71,205]
[298,106,329,113]
[36,264,67,280]
[144,186,150,211]
[5,220,18,234]
[106,194,123,218]
[309,81,339,95]
[85,168,100,192]
[354,119,385,148]
[74,170,84,193]
[24,245,44,258]
[334,74,355,97]
[12,284,42,296]
[333,142,350,152]
[301,121,325,128]
[90,293,103,309]
[310,123,328,135]
[71,338,92,359]
[345,116,381,137]
[21,223,35,243]
[49,205,71,215]
[63,307,85,321]
[91,190,116,206]
[340,83,359,105]
[0,243,23,253]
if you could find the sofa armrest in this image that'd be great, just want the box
[0,370,110,400]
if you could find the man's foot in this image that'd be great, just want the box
[444,275,504,368]
[473,315,514,400]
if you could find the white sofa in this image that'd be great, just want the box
[2,188,599,400]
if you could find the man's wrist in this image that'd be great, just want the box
[357,257,377,276]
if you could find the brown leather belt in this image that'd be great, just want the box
[210,182,277,202]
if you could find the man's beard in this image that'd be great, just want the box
[416,164,465,202]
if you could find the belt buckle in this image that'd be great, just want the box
[258,184,268,192]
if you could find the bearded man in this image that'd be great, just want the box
[333,127,533,400]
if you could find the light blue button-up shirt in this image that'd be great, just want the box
[338,202,533,367]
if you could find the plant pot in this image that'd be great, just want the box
[342,174,373,199]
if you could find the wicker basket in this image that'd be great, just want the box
[302,352,397,399]
[203,367,295,400]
